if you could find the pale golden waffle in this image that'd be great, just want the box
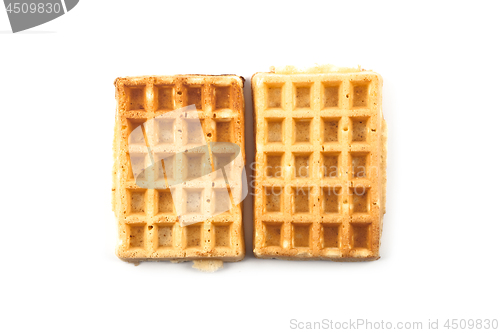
[112,75,245,265]
[252,66,386,261]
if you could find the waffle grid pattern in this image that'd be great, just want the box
[113,76,245,261]
[253,72,384,260]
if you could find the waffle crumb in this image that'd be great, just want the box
[192,260,224,272]
[271,64,365,74]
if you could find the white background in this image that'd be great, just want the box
[1,1,499,332]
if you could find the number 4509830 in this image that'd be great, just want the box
[444,319,498,330]
[6,2,61,14]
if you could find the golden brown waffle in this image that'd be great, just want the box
[112,75,245,264]
[252,66,386,261]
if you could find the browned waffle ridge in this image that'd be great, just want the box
[112,75,245,264]
[252,67,386,261]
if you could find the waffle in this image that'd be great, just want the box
[112,75,246,266]
[252,66,386,261]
